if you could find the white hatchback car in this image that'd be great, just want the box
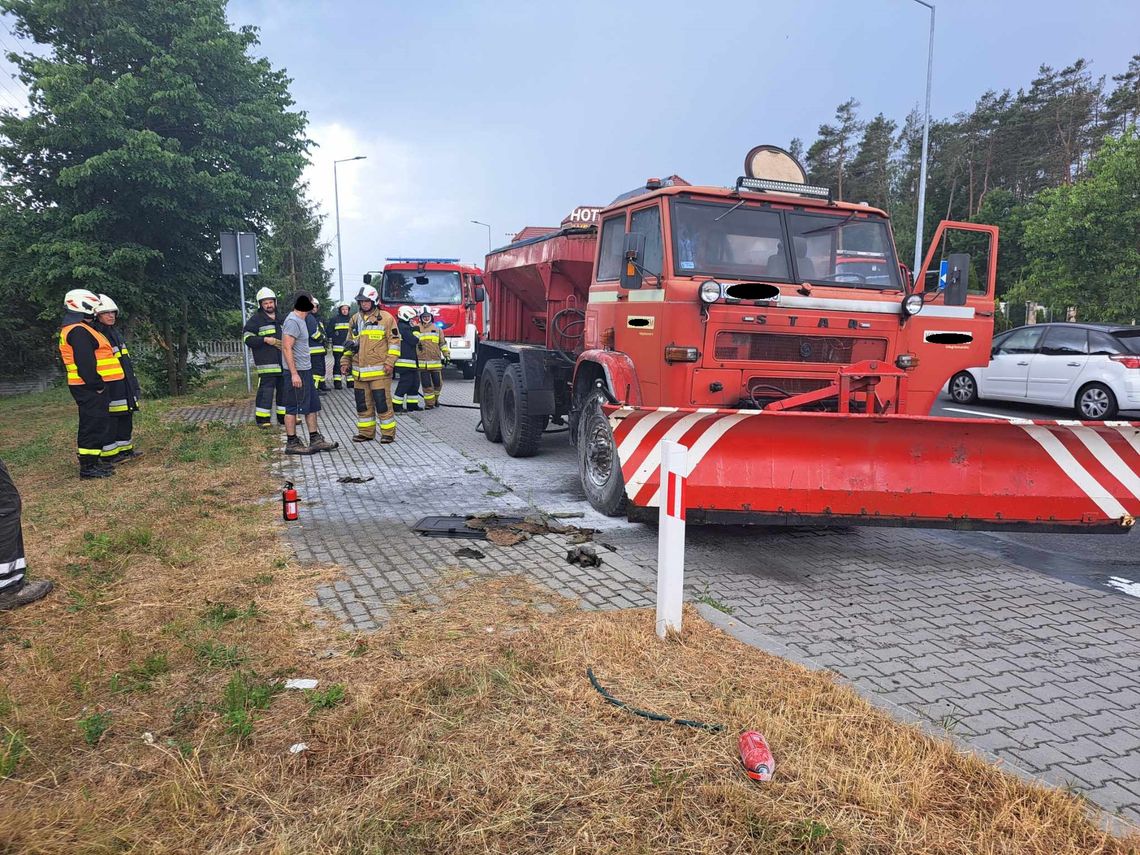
[948,323,1140,420]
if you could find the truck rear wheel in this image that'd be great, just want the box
[480,359,508,442]
[499,363,544,457]
[577,392,627,516]
[460,361,476,380]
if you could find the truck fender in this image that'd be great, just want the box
[573,350,643,407]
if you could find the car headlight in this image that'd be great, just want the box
[902,294,923,316]
[699,280,722,304]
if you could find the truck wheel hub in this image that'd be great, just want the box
[585,422,616,487]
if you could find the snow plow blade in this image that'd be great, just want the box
[607,407,1140,532]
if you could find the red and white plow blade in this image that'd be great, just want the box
[606,406,1140,532]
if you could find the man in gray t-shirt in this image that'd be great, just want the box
[280,292,337,455]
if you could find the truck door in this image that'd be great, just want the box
[1027,325,1089,404]
[902,222,999,413]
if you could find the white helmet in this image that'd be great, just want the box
[95,294,119,314]
[356,285,379,305]
[64,289,100,316]
[419,304,435,318]
[255,287,276,304]
[397,305,417,323]
[336,301,352,312]
[311,297,320,310]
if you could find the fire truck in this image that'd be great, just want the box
[362,258,486,379]
[474,146,1140,532]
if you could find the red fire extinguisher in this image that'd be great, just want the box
[739,731,774,781]
[282,481,298,521]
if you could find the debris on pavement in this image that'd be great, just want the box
[464,512,597,547]
[284,678,319,690]
[336,475,374,484]
[566,544,601,568]
[289,742,309,755]
[487,528,528,546]
[454,546,485,560]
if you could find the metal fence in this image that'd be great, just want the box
[197,340,245,367]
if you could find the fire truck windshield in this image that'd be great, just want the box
[670,200,902,289]
[379,270,462,305]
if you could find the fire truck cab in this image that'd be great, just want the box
[363,258,487,379]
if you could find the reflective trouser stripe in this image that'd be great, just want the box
[357,418,376,429]
[379,417,396,431]
[311,347,326,355]
[255,407,271,418]
[78,447,103,456]
[256,365,282,374]
[394,360,417,368]
[0,557,27,589]
[424,392,438,401]
[109,399,128,412]
[276,406,286,415]
[391,396,403,404]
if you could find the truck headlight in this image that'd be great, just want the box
[902,294,924,316]
[699,280,722,304]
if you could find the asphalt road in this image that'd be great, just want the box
[928,392,1140,598]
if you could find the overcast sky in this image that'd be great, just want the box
[5,2,1140,301]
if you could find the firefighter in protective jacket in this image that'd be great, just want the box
[58,289,122,479]
[308,298,328,392]
[327,301,353,389]
[94,295,142,462]
[341,285,401,442]
[416,305,449,409]
[243,287,285,427]
[392,305,423,412]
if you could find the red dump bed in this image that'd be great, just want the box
[483,227,597,351]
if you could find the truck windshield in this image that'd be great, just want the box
[670,200,902,290]
[379,270,462,305]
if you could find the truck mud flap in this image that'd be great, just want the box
[606,406,1140,532]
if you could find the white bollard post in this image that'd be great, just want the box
[656,440,688,640]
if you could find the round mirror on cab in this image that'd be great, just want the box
[744,145,808,184]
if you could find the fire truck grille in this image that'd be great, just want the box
[714,332,887,364]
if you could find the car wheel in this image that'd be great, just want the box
[949,371,978,404]
[1075,383,1118,421]
[576,391,627,516]
[479,359,508,442]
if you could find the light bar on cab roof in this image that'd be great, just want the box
[385,257,460,264]
[736,176,832,202]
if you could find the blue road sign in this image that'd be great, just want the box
[938,259,948,290]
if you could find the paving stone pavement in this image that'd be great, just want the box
[177,376,1140,826]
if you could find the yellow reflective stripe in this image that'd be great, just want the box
[258,326,276,334]
[356,419,376,428]
[256,365,282,373]
[334,323,350,330]
[379,418,397,430]
[255,407,272,417]
[387,347,401,355]
[394,359,417,368]
[78,448,103,456]
[359,329,387,338]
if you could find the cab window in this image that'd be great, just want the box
[596,215,626,281]
[629,206,663,275]
[1040,326,1088,356]
[996,327,1045,355]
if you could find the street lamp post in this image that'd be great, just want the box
[911,0,935,282]
[471,219,492,253]
[334,156,367,301]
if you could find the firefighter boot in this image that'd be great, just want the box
[334,379,343,390]
[0,579,54,611]
[79,458,112,479]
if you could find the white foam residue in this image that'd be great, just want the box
[1106,577,1140,599]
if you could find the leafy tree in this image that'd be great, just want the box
[258,183,332,309]
[0,0,309,393]
[805,99,863,200]
[1105,54,1140,134]
[847,113,897,210]
[1010,131,1140,323]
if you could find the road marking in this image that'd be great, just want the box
[1106,577,1140,599]
[1018,424,1129,520]
[941,407,1021,421]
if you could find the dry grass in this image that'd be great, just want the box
[1,377,1137,854]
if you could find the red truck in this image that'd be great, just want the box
[363,258,487,379]
[475,146,1140,532]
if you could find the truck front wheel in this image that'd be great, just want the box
[499,363,544,457]
[460,361,476,380]
[480,359,508,442]
[577,393,628,516]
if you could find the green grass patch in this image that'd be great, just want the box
[109,653,170,694]
[0,726,26,777]
[305,683,346,713]
[193,641,246,669]
[78,711,112,746]
[694,583,735,615]
[172,421,250,465]
[201,601,261,629]
[219,671,282,740]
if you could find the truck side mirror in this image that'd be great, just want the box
[944,253,970,306]
[473,285,486,303]
[473,275,484,286]
[619,232,645,290]
[363,273,372,284]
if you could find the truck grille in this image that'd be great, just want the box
[714,332,887,364]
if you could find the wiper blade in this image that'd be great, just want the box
[799,211,860,236]
[713,199,746,222]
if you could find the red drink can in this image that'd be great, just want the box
[739,731,774,781]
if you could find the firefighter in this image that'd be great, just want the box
[308,297,328,392]
[58,289,122,479]
[392,305,423,412]
[340,285,400,443]
[0,458,52,611]
[94,295,142,463]
[416,305,448,409]
[242,287,285,427]
[328,301,353,389]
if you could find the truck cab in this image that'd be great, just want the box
[363,258,487,379]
